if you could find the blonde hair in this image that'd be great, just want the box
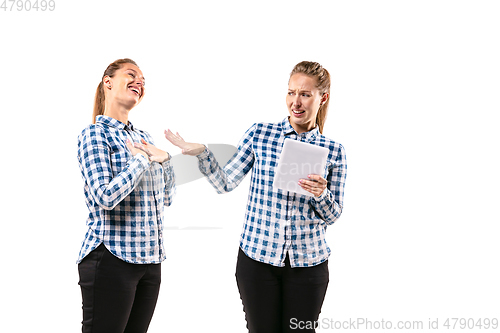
[92,58,139,124]
[290,61,331,134]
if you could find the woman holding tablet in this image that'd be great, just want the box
[77,58,175,333]
[166,61,346,333]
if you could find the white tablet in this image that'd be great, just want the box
[272,139,329,196]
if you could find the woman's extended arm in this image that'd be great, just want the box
[165,125,256,193]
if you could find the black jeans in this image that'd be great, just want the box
[78,244,161,333]
[236,248,329,333]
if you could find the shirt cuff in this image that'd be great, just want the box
[311,188,328,201]
[161,161,171,170]
[195,146,209,159]
[161,153,172,167]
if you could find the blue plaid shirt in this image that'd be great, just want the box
[197,117,346,267]
[77,115,175,264]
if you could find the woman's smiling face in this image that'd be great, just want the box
[104,63,146,110]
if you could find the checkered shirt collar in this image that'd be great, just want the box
[96,115,135,131]
[280,117,320,142]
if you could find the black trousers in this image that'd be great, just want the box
[236,248,329,333]
[78,244,161,333]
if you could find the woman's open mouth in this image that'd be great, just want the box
[128,85,141,97]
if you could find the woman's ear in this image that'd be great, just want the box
[321,92,329,105]
[103,75,112,89]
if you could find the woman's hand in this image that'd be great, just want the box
[126,139,170,163]
[164,129,205,156]
[126,139,150,161]
[136,139,170,163]
[299,174,328,197]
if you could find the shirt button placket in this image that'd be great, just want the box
[284,191,294,259]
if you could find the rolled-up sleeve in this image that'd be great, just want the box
[309,144,347,225]
[161,159,176,206]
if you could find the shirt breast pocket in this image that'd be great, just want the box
[110,149,130,177]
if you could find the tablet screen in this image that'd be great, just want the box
[272,139,329,196]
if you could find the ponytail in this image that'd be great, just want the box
[92,81,105,124]
[315,100,329,135]
[91,58,139,124]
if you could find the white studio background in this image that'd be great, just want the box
[1,1,499,332]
